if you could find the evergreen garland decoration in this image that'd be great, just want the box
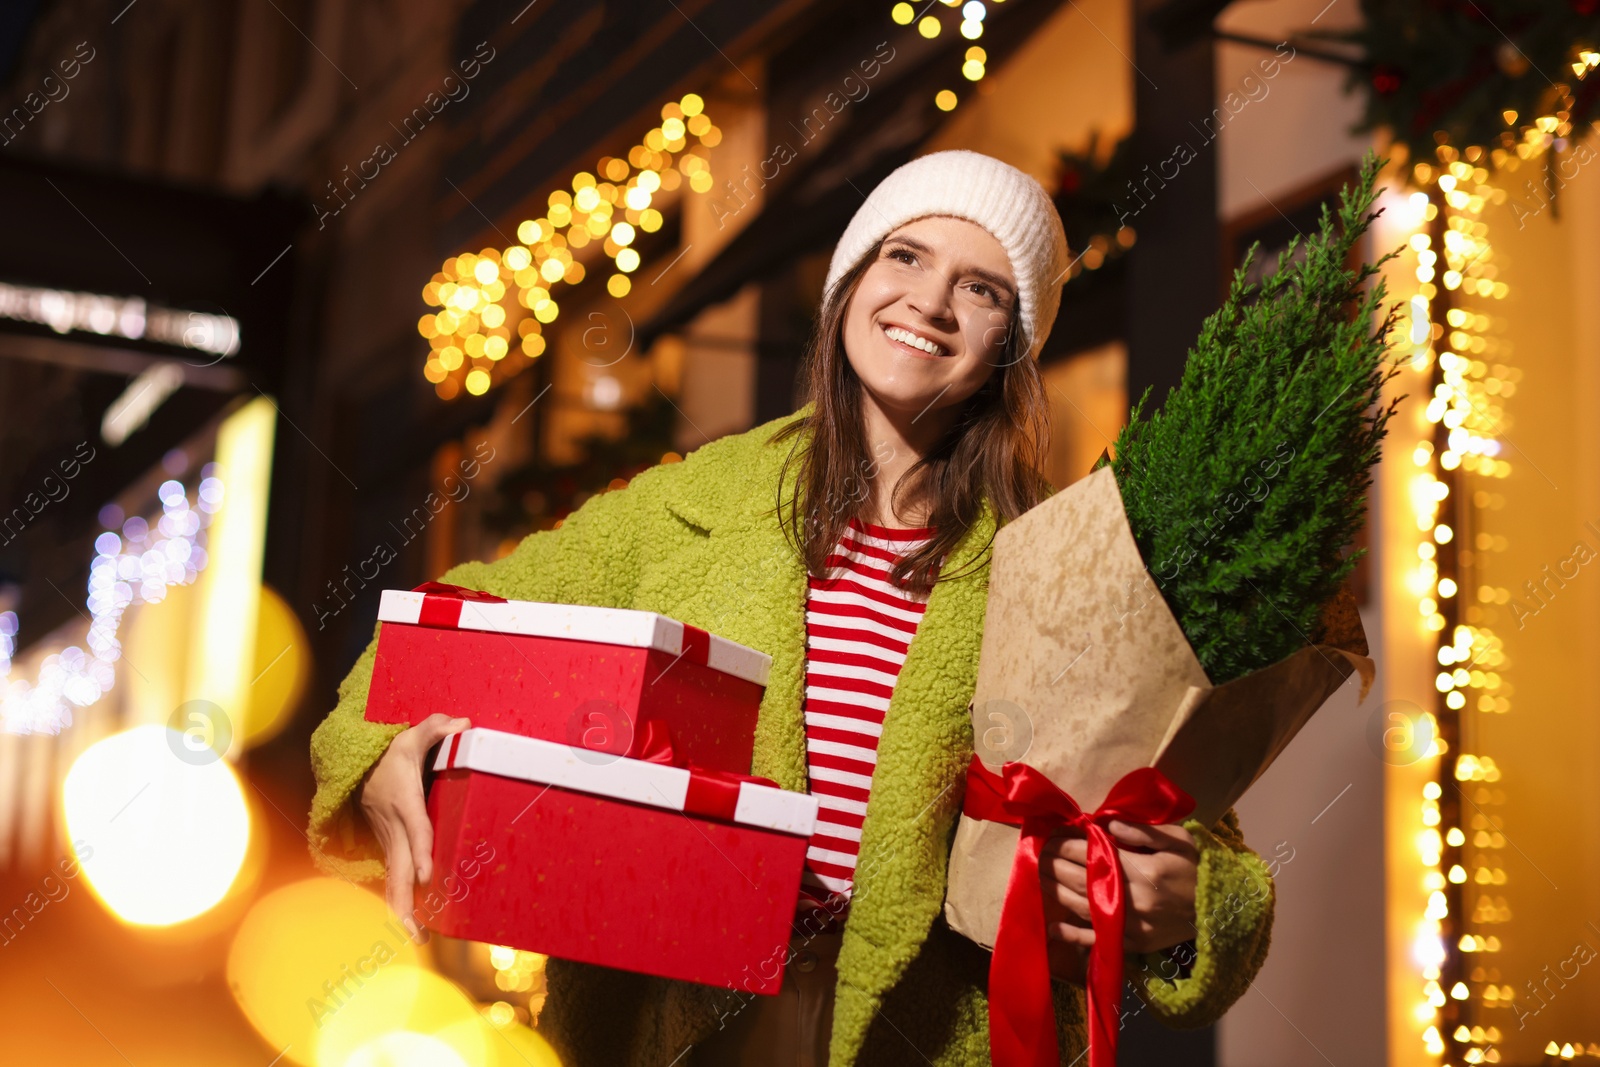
[1098,151,1404,684]
[1325,0,1600,171]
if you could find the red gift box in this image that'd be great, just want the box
[423,726,818,995]
[364,583,771,774]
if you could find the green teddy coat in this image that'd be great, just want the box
[307,407,1277,1066]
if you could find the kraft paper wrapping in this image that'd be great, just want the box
[943,464,1376,950]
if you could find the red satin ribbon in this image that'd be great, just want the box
[623,718,777,823]
[962,756,1195,1067]
[412,581,508,627]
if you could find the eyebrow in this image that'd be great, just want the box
[884,234,1018,304]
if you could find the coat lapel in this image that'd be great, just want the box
[547,410,1004,1066]
[833,500,996,1005]
[658,415,813,792]
[657,414,999,1062]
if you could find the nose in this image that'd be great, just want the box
[906,267,957,325]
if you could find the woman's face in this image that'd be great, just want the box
[841,214,1019,425]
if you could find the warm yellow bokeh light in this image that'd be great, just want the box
[345,1032,469,1067]
[228,878,421,1067]
[240,584,310,749]
[62,724,250,926]
[420,99,724,398]
[315,966,488,1067]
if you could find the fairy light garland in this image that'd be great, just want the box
[418,94,720,400]
[890,0,1001,111]
[1,471,222,735]
[1401,45,1599,1067]
[479,944,548,1032]
[1406,152,1516,1065]
[417,0,1033,400]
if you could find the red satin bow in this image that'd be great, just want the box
[962,756,1195,1067]
[621,718,779,823]
[412,581,508,627]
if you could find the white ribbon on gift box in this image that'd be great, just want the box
[379,589,772,687]
[433,726,819,837]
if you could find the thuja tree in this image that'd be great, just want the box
[1098,150,1405,683]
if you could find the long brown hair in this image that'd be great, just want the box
[772,234,1052,594]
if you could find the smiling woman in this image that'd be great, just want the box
[774,149,1063,597]
[313,149,1273,1067]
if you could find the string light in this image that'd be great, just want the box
[2,472,221,734]
[894,0,1004,110]
[419,94,719,400]
[1387,48,1600,1053]
[487,944,548,1025]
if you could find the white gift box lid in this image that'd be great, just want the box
[433,727,819,837]
[379,588,771,687]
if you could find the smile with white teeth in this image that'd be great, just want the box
[883,324,947,356]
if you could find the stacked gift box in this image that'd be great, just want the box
[364,582,817,995]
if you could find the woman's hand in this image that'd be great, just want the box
[1040,820,1199,962]
[356,713,471,943]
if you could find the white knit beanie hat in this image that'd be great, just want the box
[823,149,1070,361]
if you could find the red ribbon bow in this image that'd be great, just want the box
[620,717,779,823]
[962,756,1195,1067]
[412,581,508,627]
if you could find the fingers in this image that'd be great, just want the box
[1046,882,1093,926]
[1047,920,1094,946]
[400,787,435,887]
[406,713,473,752]
[383,829,420,942]
[1042,854,1088,897]
[1044,835,1088,865]
[1107,819,1197,856]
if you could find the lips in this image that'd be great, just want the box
[881,322,948,359]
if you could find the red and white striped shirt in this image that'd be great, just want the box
[797,518,938,916]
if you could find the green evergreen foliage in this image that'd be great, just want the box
[1097,151,1405,683]
[1325,0,1600,175]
